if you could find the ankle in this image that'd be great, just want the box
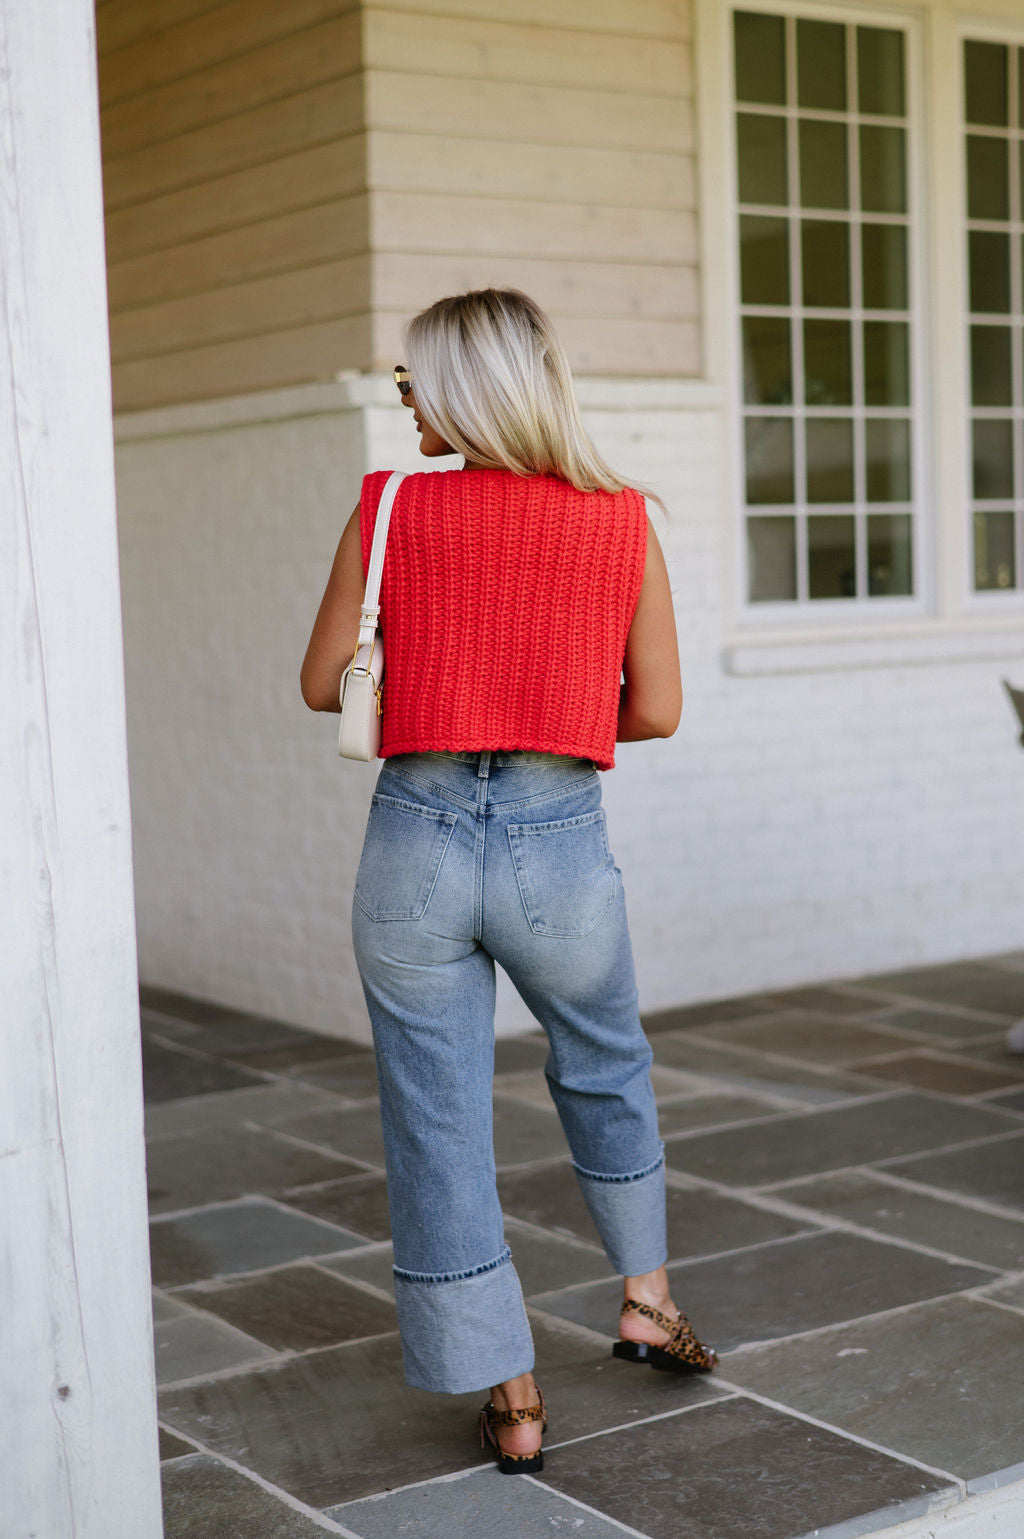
[491,1372,539,1412]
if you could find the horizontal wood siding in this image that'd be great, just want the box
[100,0,370,411]
[100,0,697,408]
[362,1,698,376]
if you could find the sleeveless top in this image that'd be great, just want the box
[359,467,647,771]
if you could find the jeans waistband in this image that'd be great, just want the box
[408,750,596,770]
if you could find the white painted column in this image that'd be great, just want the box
[0,2,163,1535]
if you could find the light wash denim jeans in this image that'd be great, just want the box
[351,750,667,1394]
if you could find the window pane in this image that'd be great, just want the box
[740,216,790,303]
[857,28,905,116]
[973,510,1016,589]
[864,320,910,405]
[969,231,1011,313]
[868,513,913,594]
[799,120,848,208]
[735,11,786,105]
[862,223,908,308]
[737,113,788,204]
[797,19,846,110]
[808,516,856,597]
[801,220,850,306]
[860,125,907,212]
[748,516,797,600]
[972,419,1014,498]
[971,326,1013,406]
[866,418,912,500]
[804,319,852,404]
[743,316,792,405]
[964,40,1008,127]
[967,135,1009,221]
[745,418,795,502]
[806,418,854,501]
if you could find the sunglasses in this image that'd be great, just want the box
[394,365,412,397]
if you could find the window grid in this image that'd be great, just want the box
[735,9,917,607]
[966,37,1024,593]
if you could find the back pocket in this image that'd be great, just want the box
[354,794,457,921]
[507,809,617,938]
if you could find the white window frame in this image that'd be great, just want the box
[698,0,1024,654]
[961,19,1024,613]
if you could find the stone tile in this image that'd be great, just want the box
[150,1198,369,1288]
[140,1009,201,1042]
[493,1033,550,1073]
[869,1005,1013,1043]
[141,985,241,1022]
[722,1294,1024,1484]
[329,1466,632,1537]
[154,1309,275,1387]
[846,1051,1024,1096]
[320,1243,396,1299]
[267,1104,387,1168]
[141,1038,265,1104]
[504,1218,613,1296]
[854,963,1024,1020]
[141,987,317,1049]
[770,1170,1024,1270]
[650,1034,883,1104]
[225,1038,373,1073]
[539,1396,955,1539]
[492,1096,568,1168]
[158,1312,722,1508]
[152,1289,190,1324]
[283,1173,392,1241]
[158,1426,195,1462]
[499,1161,817,1263]
[178,1264,397,1352]
[988,1086,1024,1113]
[883,1133,1024,1213]
[534,1231,995,1353]
[981,1275,1024,1311]
[663,1093,1019,1188]
[288,1052,380,1099]
[754,984,892,1016]
[147,1125,365,1214]
[162,1454,332,1539]
[642,996,780,1035]
[690,1013,922,1066]
[944,1039,1024,1078]
[658,1093,793,1136]
[144,1081,339,1141]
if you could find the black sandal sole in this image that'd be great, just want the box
[612,1339,715,1374]
[496,1450,544,1474]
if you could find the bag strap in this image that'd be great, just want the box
[356,471,405,651]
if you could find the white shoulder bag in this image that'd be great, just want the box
[338,470,406,761]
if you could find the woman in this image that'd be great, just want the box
[301,289,715,1473]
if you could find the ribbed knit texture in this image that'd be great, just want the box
[360,468,647,772]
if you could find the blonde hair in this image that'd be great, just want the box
[404,289,664,510]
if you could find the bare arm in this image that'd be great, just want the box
[300,503,364,712]
[617,518,683,742]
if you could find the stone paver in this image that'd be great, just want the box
[146,963,1024,1539]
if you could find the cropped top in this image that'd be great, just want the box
[359,467,647,771]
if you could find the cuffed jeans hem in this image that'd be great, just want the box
[573,1148,668,1277]
[393,1254,534,1395]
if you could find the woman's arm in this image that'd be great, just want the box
[617,518,683,741]
[300,503,364,712]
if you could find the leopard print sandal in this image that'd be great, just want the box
[479,1386,547,1474]
[612,1299,718,1374]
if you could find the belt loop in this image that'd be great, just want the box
[477,751,492,780]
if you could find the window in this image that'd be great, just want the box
[965,38,1024,592]
[733,9,917,608]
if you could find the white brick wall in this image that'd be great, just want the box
[115,378,1024,1039]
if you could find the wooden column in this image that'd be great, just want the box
[0,1,162,1533]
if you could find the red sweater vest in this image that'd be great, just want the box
[360,468,647,771]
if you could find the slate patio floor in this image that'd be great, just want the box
[144,952,1024,1539]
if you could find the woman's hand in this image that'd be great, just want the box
[617,519,683,742]
[300,503,365,712]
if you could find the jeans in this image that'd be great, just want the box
[351,750,667,1394]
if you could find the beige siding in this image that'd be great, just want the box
[100,0,697,409]
[362,0,697,376]
[100,1,370,411]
